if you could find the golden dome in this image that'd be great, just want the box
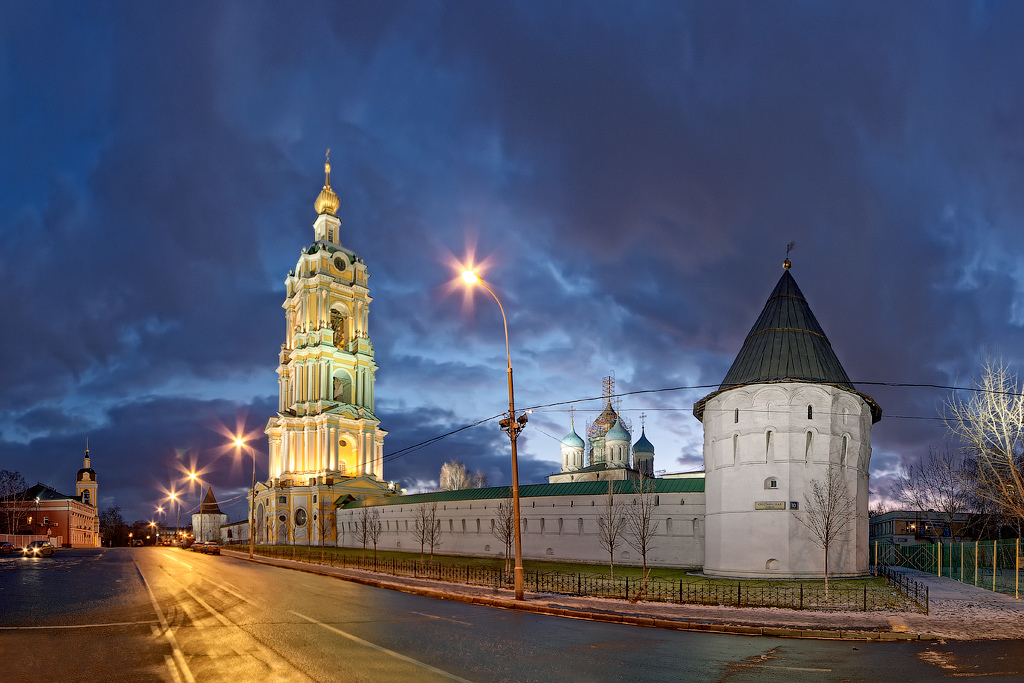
[314,159,340,216]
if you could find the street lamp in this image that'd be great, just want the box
[168,492,179,544]
[187,470,206,543]
[234,436,257,560]
[461,268,527,600]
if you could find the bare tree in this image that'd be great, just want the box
[623,478,660,598]
[0,470,26,534]
[867,502,891,518]
[891,448,971,540]
[356,506,373,562]
[490,489,515,575]
[99,506,128,547]
[798,466,857,596]
[596,480,627,578]
[367,507,383,565]
[413,502,443,567]
[471,470,488,489]
[944,357,1024,523]
[439,461,472,491]
[316,505,334,562]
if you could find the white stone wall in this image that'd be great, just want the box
[337,490,706,568]
[701,383,872,579]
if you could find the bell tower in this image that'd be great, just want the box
[264,152,387,483]
[76,439,98,508]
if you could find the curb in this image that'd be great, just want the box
[222,550,934,642]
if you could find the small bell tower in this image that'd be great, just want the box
[76,439,98,508]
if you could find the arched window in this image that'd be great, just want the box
[807,405,813,419]
[841,435,849,466]
[578,518,584,535]
[805,431,813,461]
[734,408,739,423]
[666,518,673,535]
[765,430,773,460]
[765,477,778,490]
[558,518,563,534]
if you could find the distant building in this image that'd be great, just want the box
[191,488,228,543]
[869,510,977,546]
[0,445,100,548]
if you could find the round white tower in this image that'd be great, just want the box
[693,261,881,579]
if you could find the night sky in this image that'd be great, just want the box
[4,2,1024,523]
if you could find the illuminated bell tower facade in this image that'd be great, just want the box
[265,158,387,485]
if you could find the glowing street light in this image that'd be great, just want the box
[188,470,206,543]
[168,491,180,543]
[233,435,258,560]
[461,267,527,600]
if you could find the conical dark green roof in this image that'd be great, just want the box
[694,266,880,422]
[720,269,852,389]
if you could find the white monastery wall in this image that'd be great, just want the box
[337,490,706,568]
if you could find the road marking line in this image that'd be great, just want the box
[134,560,197,683]
[159,567,308,671]
[716,662,832,672]
[164,654,184,683]
[410,611,473,626]
[0,620,159,630]
[289,610,474,682]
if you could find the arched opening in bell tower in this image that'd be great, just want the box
[333,370,353,404]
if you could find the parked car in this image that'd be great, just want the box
[191,541,206,552]
[202,542,220,555]
[0,541,15,554]
[23,541,56,557]
[132,539,144,547]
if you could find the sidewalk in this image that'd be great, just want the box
[223,550,1024,641]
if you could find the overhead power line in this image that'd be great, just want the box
[380,380,1017,463]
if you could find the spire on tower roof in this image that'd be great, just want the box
[314,148,340,217]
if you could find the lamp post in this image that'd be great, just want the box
[234,436,257,559]
[461,269,527,600]
[169,492,179,545]
[189,471,204,543]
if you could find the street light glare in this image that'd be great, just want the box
[461,269,478,285]
[233,437,245,447]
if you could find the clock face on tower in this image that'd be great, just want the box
[334,256,347,272]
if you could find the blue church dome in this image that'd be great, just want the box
[561,428,585,449]
[632,428,655,454]
[605,417,630,443]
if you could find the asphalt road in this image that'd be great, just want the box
[2,548,1023,682]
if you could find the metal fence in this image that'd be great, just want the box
[875,538,1023,600]
[246,544,926,613]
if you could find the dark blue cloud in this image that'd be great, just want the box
[4,2,1024,519]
